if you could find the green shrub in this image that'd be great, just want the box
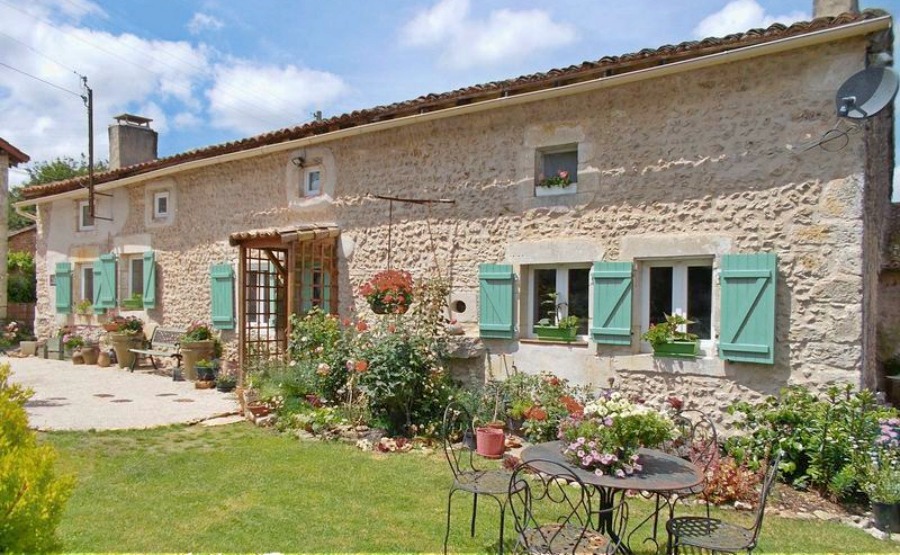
[724,385,896,500]
[0,363,74,552]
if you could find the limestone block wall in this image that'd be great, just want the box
[31,37,886,413]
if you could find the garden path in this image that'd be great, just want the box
[4,355,239,430]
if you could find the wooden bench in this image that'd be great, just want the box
[129,327,185,380]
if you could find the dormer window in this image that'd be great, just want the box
[78,200,94,231]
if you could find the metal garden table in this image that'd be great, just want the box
[521,441,703,555]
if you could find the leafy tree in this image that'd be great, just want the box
[0,363,74,551]
[7,155,109,231]
[22,155,107,186]
[8,251,35,303]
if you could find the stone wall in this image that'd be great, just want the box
[32,37,886,414]
[8,226,36,255]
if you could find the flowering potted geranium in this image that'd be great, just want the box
[558,391,676,477]
[539,169,571,188]
[359,269,414,314]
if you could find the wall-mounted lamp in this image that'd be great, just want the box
[291,156,305,168]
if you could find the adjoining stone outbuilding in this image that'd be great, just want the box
[0,137,30,323]
[16,9,900,411]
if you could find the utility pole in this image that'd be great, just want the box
[81,76,95,218]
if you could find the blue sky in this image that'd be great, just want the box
[0,0,897,189]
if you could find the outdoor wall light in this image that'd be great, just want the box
[291,156,305,168]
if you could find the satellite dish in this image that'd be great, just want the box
[835,66,899,119]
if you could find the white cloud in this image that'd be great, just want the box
[400,0,576,70]
[173,111,203,129]
[206,62,347,135]
[187,12,224,35]
[693,0,808,39]
[0,0,350,172]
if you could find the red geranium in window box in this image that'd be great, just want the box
[359,269,414,314]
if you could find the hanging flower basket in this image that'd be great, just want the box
[359,269,414,315]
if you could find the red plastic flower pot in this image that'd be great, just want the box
[475,426,506,459]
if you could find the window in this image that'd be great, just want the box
[537,145,578,187]
[153,191,169,218]
[128,257,144,297]
[303,169,321,197]
[528,265,590,336]
[80,265,93,303]
[77,200,94,231]
[640,259,713,347]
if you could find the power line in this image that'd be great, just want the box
[0,61,81,97]
[6,0,310,128]
[0,30,81,76]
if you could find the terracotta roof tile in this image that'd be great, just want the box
[0,137,29,167]
[228,223,340,246]
[22,9,888,200]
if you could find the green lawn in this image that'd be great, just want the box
[43,423,897,553]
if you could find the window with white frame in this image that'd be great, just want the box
[80,264,94,304]
[537,145,578,188]
[153,191,170,219]
[303,168,322,197]
[128,256,144,298]
[527,265,590,336]
[77,200,94,231]
[640,259,714,348]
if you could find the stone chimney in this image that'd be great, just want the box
[108,114,157,170]
[813,0,859,18]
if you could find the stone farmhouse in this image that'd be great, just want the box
[16,6,900,409]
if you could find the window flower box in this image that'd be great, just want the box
[651,340,699,358]
[535,183,577,197]
[533,325,577,342]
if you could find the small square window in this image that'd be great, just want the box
[304,169,321,197]
[78,200,94,231]
[537,147,578,188]
[153,191,169,218]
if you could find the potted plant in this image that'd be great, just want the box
[74,299,93,324]
[641,313,700,358]
[558,391,676,477]
[181,322,218,381]
[533,291,580,342]
[475,383,507,459]
[535,169,576,196]
[195,359,217,382]
[216,371,237,393]
[865,418,900,533]
[107,316,144,368]
[359,269,414,315]
[62,331,84,359]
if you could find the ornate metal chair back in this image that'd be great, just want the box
[748,450,783,547]
[508,459,628,554]
[442,402,478,479]
[666,409,719,475]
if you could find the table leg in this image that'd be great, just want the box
[626,491,672,555]
[588,487,632,555]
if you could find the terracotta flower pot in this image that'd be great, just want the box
[475,427,506,459]
[107,332,143,368]
[80,345,100,365]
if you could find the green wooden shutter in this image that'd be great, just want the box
[479,264,515,339]
[719,252,777,364]
[210,263,235,330]
[97,254,117,309]
[590,261,633,345]
[54,262,72,314]
[92,260,104,314]
[142,251,157,309]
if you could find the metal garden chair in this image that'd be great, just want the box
[629,409,718,553]
[666,451,783,555]
[442,402,518,555]
[508,458,629,554]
